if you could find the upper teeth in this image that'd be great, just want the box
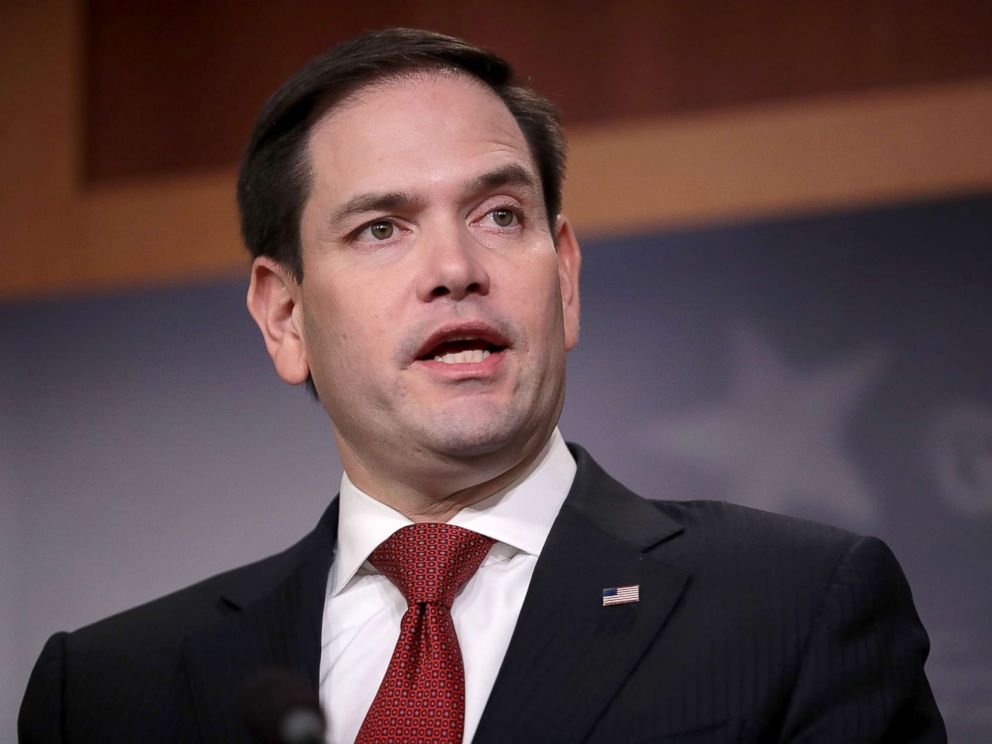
[434,349,491,364]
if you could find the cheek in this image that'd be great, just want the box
[510,266,567,353]
[531,259,567,317]
[300,292,350,370]
[304,294,398,381]
[512,252,561,298]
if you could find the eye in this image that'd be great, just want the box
[489,208,518,228]
[368,221,394,240]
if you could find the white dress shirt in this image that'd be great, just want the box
[319,429,576,744]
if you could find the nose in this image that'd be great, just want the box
[415,224,491,302]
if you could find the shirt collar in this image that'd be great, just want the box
[330,428,576,596]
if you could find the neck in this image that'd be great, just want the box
[337,430,555,522]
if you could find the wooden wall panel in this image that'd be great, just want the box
[1,1,81,296]
[3,1,992,299]
[566,80,992,236]
[84,0,992,183]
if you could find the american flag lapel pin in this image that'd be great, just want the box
[602,584,640,607]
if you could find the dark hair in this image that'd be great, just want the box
[237,27,567,282]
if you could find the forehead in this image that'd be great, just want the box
[305,73,536,199]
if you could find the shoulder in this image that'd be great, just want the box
[655,497,861,558]
[569,442,862,560]
[650,498,909,597]
[568,443,887,594]
[20,505,337,740]
[60,503,334,667]
[70,552,272,652]
[18,552,289,740]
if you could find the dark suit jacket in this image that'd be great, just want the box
[20,445,945,742]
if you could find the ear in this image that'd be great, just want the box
[555,216,582,351]
[246,257,310,385]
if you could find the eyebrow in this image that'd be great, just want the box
[327,164,540,227]
[328,191,421,226]
[466,163,539,197]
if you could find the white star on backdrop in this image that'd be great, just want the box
[648,324,888,528]
[929,403,992,516]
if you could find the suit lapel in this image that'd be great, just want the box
[474,447,688,743]
[183,501,338,741]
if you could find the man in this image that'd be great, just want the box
[20,28,944,743]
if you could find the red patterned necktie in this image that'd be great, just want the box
[355,523,495,744]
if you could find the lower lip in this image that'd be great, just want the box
[414,350,506,380]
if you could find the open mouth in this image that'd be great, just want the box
[421,338,506,365]
[415,325,510,366]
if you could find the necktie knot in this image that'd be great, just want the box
[369,523,495,608]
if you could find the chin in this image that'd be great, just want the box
[416,406,539,461]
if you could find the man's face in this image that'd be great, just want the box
[253,73,580,484]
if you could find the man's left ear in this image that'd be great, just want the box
[555,216,581,351]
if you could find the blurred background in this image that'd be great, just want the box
[2,1,991,739]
